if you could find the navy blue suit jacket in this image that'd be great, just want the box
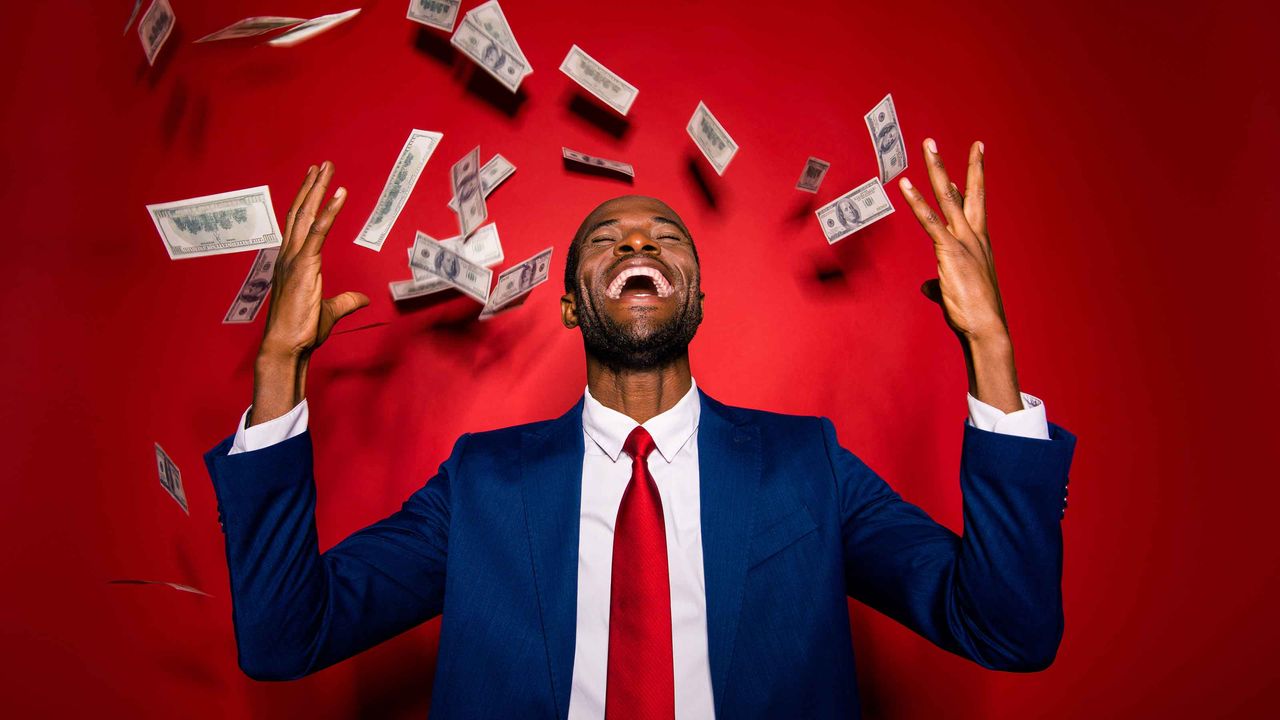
[204,391,1075,719]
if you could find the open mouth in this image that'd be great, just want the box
[606,265,675,300]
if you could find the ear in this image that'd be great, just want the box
[561,291,579,328]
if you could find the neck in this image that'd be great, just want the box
[585,352,693,424]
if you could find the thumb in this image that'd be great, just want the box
[325,291,370,321]
[920,278,943,304]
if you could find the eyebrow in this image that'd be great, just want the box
[583,216,691,239]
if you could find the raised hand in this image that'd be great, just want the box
[249,162,369,427]
[897,140,1023,413]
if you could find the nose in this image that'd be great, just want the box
[614,230,659,257]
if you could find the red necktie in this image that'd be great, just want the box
[606,426,675,720]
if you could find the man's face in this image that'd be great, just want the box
[562,196,703,370]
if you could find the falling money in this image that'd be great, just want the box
[448,154,516,211]
[815,178,895,244]
[407,0,461,32]
[267,8,361,48]
[865,93,907,184]
[559,45,638,116]
[353,129,443,251]
[480,247,553,319]
[451,146,488,238]
[137,0,175,66]
[687,101,739,176]
[154,442,188,515]
[562,147,635,178]
[409,239,494,304]
[146,186,281,260]
[223,248,278,324]
[195,17,304,43]
[795,157,831,193]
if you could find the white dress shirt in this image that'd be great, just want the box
[227,383,1050,719]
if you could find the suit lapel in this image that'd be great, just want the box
[521,399,586,720]
[697,391,762,715]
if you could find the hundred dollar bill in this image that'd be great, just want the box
[450,16,528,92]
[353,129,443,251]
[448,154,515,211]
[795,156,831,193]
[465,1,530,71]
[196,17,304,43]
[137,0,175,66]
[108,579,211,597]
[147,185,281,260]
[389,278,444,301]
[559,45,638,116]
[123,0,143,35]
[267,8,361,47]
[562,147,635,178]
[480,247,553,319]
[451,146,488,237]
[815,177,895,244]
[865,93,907,183]
[223,248,278,324]
[687,101,739,176]
[409,238,493,304]
[154,442,187,515]
[409,224,505,283]
[408,0,461,32]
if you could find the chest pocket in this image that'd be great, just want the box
[747,504,818,570]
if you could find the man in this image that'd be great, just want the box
[204,138,1075,719]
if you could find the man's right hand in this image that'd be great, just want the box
[249,162,369,428]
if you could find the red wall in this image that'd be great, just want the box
[2,1,1277,717]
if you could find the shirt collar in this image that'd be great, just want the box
[582,378,701,464]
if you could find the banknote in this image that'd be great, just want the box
[223,248,278,324]
[407,0,461,32]
[409,238,493,304]
[451,146,488,237]
[195,17,304,43]
[815,177,895,244]
[147,186,282,260]
[409,224,505,283]
[795,157,831,193]
[448,154,515,211]
[480,247,553,318]
[687,101,739,176]
[137,0,175,66]
[154,442,187,515]
[865,93,907,183]
[465,1,530,70]
[559,45,638,116]
[266,8,361,47]
[108,579,211,597]
[353,129,443,251]
[450,16,528,92]
[562,147,635,178]
[123,0,143,35]
[389,278,445,302]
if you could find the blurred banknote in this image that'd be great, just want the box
[267,8,361,47]
[448,153,515,211]
[450,15,529,92]
[223,248,277,323]
[409,224,505,284]
[407,0,461,32]
[146,186,281,260]
[687,101,738,176]
[559,45,638,116]
[451,146,488,237]
[466,1,530,69]
[137,0,175,66]
[480,247,553,319]
[195,17,304,43]
[409,239,493,304]
[154,442,187,514]
[108,579,211,597]
[123,1,143,35]
[354,129,443,251]
[562,147,635,178]
[865,93,907,183]
[795,156,831,193]
[815,178,895,244]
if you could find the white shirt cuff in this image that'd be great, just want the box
[228,399,310,455]
[966,392,1050,440]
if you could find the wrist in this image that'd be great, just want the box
[963,332,1022,413]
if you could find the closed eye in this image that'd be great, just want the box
[590,236,612,244]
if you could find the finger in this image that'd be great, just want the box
[922,138,974,240]
[284,165,318,243]
[289,160,334,257]
[964,141,986,237]
[299,186,347,257]
[898,177,960,251]
[324,291,370,322]
[920,278,943,304]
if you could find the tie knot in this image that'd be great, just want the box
[623,426,656,462]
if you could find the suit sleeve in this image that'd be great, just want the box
[825,418,1076,671]
[203,429,466,681]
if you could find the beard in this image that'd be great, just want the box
[575,278,703,371]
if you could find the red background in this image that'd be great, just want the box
[2,1,1277,717]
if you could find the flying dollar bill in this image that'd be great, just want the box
[450,15,529,92]
[147,186,281,260]
[108,579,211,597]
[137,0,175,66]
[267,8,361,47]
[687,101,739,176]
[465,1,530,70]
[154,442,187,515]
[559,45,638,116]
[448,153,515,211]
[409,239,493,304]
[123,0,143,35]
[407,0,461,32]
[562,147,635,178]
[223,248,278,324]
[815,177,895,244]
[409,224,505,283]
[865,93,907,183]
[353,129,444,251]
[195,17,304,43]
[389,278,444,302]
[451,146,488,238]
[796,157,831,193]
[480,247,553,319]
